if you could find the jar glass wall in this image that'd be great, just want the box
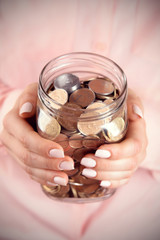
[37,52,128,203]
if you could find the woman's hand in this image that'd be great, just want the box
[80,89,148,188]
[0,83,74,186]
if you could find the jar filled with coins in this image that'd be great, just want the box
[37,52,128,203]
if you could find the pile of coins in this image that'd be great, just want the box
[37,73,127,199]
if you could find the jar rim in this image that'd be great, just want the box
[39,52,127,119]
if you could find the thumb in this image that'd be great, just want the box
[19,83,38,118]
[127,88,144,121]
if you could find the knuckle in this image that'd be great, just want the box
[21,150,31,166]
[25,165,32,175]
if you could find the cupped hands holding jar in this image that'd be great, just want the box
[0,83,147,191]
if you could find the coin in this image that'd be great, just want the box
[63,166,79,177]
[89,78,114,97]
[103,117,125,141]
[69,88,95,108]
[48,88,68,109]
[73,148,95,162]
[37,109,52,132]
[77,111,106,135]
[86,102,107,114]
[58,103,82,131]
[82,135,101,148]
[54,133,69,150]
[54,73,81,94]
[78,183,99,194]
[45,118,61,140]
[70,185,78,198]
[69,133,83,148]
[78,174,98,185]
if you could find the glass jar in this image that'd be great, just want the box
[36,52,128,203]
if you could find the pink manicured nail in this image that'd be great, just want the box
[49,149,64,158]
[59,161,74,170]
[133,104,143,118]
[100,180,111,188]
[53,176,67,186]
[82,168,97,178]
[19,102,33,115]
[81,157,96,167]
[95,149,111,158]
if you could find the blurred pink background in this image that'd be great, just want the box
[0,0,160,239]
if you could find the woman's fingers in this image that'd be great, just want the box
[92,119,147,160]
[18,83,38,118]
[3,109,67,159]
[82,168,133,181]
[1,129,74,171]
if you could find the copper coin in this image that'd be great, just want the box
[58,103,82,131]
[48,88,68,109]
[45,118,61,140]
[78,183,99,194]
[64,145,75,157]
[61,128,78,137]
[69,133,83,149]
[77,111,106,135]
[63,167,79,177]
[69,88,95,108]
[78,175,98,185]
[73,148,95,162]
[82,135,101,148]
[89,78,114,96]
[54,133,69,150]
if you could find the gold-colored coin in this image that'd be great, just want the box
[82,135,101,148]
[69,133,83,149]
[48,88,68,109]
[69,88,95,108]
[70,185,78,198]
[45,118,61,140]
[86,102,107,113]
[58,103,82,131]
[42,184,70,198]
[77,111,106,135]
[103,117,125,141]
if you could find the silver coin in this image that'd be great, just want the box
[54,73,81,94]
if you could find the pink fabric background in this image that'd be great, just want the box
[0,0,160,239]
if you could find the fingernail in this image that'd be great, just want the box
[81,157,96,168]
[95,149,111,158]
[19,102,33,115]
[53,176,67,186]
[49,149,64,158]
[46,181,58,186]
[133,104,143,118]
[100,180,111,188]
[59,161,74,170]
[82,168,97,178]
